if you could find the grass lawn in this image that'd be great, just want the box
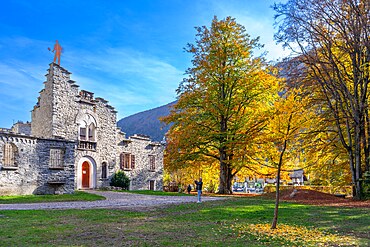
[0,197,368,246]
[0,191,105,204]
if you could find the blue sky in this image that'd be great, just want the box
[0,0,288,128]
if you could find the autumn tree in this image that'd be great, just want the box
[274,0,370,199]
[264,88,314,229]
[279,57,352,193]
[163,16,279,194]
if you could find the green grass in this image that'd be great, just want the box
[125,190,194,196]
[0,197,368,246]
[0,191,105,204]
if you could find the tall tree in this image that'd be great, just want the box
[265,89,313,229]
[274,0,370,199]
[163,16,279,194]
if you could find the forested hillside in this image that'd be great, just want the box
[117,101,175,141]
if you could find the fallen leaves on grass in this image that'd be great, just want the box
[230,223,359,246]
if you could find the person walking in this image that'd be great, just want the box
[194,178,203,203]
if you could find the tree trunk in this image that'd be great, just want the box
[219,161,227,194]
[271,113,291,230]
[271,139,287,229]
[218,111,233,194]
[218,147,232,194]
[218,163,232,194]
[354,119,363,200]
[365,108,370,172]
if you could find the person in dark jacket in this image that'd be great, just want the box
[194,178,203,203]
[187,184,192,194]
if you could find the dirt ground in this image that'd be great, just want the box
[261,189,370,208]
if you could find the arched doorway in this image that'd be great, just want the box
[77,156,97,189]
[82,161,90,188]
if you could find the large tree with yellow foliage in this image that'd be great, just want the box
[274,0,370,199]
[265,88,315,229]
[163,16,279,194]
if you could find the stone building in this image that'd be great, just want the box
[0,63,164,195]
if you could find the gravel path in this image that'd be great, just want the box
[0,191,225,210]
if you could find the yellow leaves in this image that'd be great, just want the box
[230,223,359,246]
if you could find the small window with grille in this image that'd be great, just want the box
[2,143,18,168]
[49,148,65,169]
[149,155,155,171]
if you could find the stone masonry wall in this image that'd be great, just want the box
[50,65,80,140]
[31,70,54,138]
[31,63,80,140]
[92,99,118,187]
[32,63,119,189]
[0,133,38,195]
[0,132,75,195]
[34,138,76,195]
[117,134,164,191]
[32,63,117,187]
[11,122,31,135]
[10,62,165,194]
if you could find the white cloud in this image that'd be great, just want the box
[63,46,182,116]
[0,62,42,99]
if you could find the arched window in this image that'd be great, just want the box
[79,121,87,140]
[88,123,95,141]
[77,113,97,151]
[77,114,97,142]
[101,162,107,179]
[3,143,18,167]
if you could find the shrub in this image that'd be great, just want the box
[110,171,130,190]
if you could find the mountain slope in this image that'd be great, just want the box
[117,101,175,141]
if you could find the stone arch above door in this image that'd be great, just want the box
[76,156,97,189]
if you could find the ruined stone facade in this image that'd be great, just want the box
[118,134,164,190]
[0,63,164,195]
[0,131,76,195]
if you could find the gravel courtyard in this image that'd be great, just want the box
[0,190,225,210]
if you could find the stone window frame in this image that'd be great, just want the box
[2,142,18,169]
[88,123,96,142]
[49,148,65,170]
[77,114,97,143]
[120,153,135,170]
[148,155,155,171]
[101,162,108,179]
[131,155,135,169]
[79,127,87,140]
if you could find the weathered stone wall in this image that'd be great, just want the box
[31,72,54,138]
[0,132,75,195]
[74,100,118,188]
[34,138,76,195]
[11,122,31,135]
[117,134,164,191]
[32,63,80,140]
[32,63,119,189]
[92,99,118,187]
[50,65,79,140]
[3,63,164,195]
[0,133,38,195]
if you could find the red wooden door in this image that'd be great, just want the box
[82,161,90,188]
